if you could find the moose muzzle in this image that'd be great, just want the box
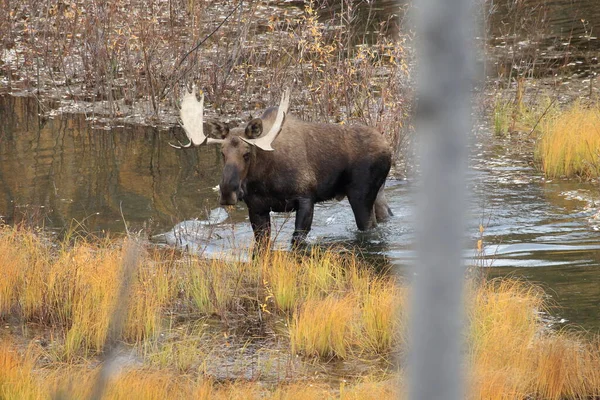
[219,164,244,205]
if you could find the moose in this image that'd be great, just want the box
[172,87,393,247]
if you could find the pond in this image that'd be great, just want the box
[1,94,599,334]
[2,0,600,334]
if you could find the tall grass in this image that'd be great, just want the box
[0,227,50,319]
[185,256,245,317]
[289,279,405,359]
[360,280,405,354]
[492,96,515,136]
[536,101,600,179]
[0,341,400,400]
[0,340,43,399]
[0,226,178,360]
[1,225,600,398]
[468,278,600,399]
[262,248,405,359]
[491,85,560,139]
[290,294,357,359]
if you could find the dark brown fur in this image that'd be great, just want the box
[208,107,393,246]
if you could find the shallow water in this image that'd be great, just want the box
[1,94,600,333]
[2,0,600,334]
[336,0,600,76]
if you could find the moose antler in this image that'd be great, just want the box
[241,88,290,151]
[170,86,224,149]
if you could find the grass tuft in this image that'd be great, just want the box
[290,294,357,359]
[536,101,600,179]
[468,278,600,399]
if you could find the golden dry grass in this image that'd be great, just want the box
[0,340,43,399]
[536,101,600,179]
[1,225,600,399]
[0,228,50,319]
[468,278,600,399]
[289,279,405,359]
[290,294,358,359]
[1,339,398,399]
[360,280,405,354]
[0,227,179,361]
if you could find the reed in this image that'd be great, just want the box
[0,226,180,360]
[536,101,600,179]
[261,250,302,313]
[492,95,516,136]
[0,227,50,319]
[143,322,209,373]
[468,278,600,399]
[290,294,357,359]
[185,257,239,317]
[2,225,600,399]
[0,340,43,400]
[1,338,397,399]
[359,279,406,354]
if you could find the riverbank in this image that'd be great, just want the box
[0,0,411,159]
[1,225,599,399]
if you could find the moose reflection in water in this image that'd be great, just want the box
[170,88,394,248]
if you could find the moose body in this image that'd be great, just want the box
[174,88,393,246]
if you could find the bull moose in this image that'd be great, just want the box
[172,87,393,247]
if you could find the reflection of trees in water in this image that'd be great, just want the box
[0,96,223,233]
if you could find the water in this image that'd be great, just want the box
[329,0,600,76]
[319,0,600,52]
[0,95,224,233]
[470,136,600,332]
[486,0,600,78]
[1,94,600,333]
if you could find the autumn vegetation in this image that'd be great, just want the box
[0,224,599,399]
[483,0,600,181]
[2,1,600,399]
[0,0,411,155]
[492,91,600,180]
[535,102,600,179]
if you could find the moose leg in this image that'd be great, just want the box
[348,156,391,230]
[347,168,386,231]
[374,184,393,223]
[249,209,271,248]
[347,188,378,231]
[292,198,314,246]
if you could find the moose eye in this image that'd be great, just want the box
[243,153,250,161]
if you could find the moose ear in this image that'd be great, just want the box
[244,118,263,139]
[205,121,230,139]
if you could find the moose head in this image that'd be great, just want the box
[171,87,290,205]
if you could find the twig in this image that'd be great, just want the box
[526,97,557,136]
[119,201,130,236]
[161,1,244,99]
[175,1,243,70]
